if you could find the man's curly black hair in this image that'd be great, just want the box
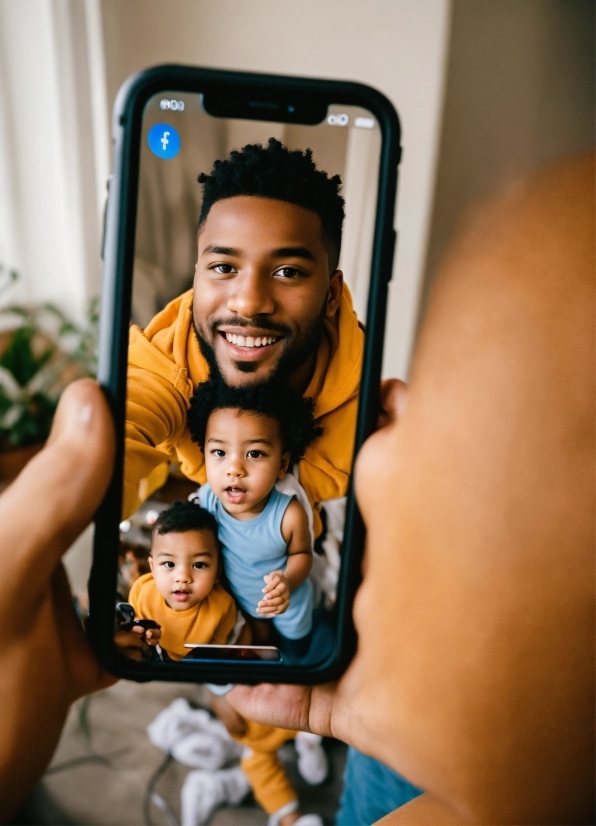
[197,138,345,271]
[188,378,322,466]
[152,500,219,547]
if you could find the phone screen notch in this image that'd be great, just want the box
[202,92,327,125]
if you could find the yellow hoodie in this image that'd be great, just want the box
[124,285,363,533]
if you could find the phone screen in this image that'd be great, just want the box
[117,89,382,670]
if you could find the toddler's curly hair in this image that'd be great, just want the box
[151,500,219,545]
[188,378,321,466]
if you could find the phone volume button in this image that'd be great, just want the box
[100,176,112,262]
[386,228,397,283]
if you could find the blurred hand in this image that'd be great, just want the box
[114,624,162,662]
[0,379,116,820]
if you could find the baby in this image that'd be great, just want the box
[116,500,237,661]
[189,379,320,657]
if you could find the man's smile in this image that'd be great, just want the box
[223,332,280,348]
[217,328,284,360]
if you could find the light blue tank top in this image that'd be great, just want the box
[198,483,313,640]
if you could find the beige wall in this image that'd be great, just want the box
[422,0,595,312]
[100,0,451,379]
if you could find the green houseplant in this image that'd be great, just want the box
[0,266,98,479]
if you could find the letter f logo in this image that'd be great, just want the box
[148,123,180,159]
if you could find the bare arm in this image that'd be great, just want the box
[0,381,116,821]
[281,498,312,591]
[257,499,312,615]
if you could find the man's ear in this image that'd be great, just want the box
[277,451,292,480]
[326,270,343,317]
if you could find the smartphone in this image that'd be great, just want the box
[89,65,401,685]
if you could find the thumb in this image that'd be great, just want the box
[0,379,115,611]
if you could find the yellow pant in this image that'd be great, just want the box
[236,720,298,815]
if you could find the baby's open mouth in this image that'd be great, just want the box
[225,486,247,502]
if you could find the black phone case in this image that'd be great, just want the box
[88,64,401,685]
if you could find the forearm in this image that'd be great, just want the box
[0,633,71,819]
[283,551,312,592]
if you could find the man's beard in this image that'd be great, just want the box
[192,303,327,389]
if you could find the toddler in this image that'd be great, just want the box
[189,379,320,657]
[118,500,237,661]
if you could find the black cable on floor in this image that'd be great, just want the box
[143,752,179,826]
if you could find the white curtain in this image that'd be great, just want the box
[0,0,109,322]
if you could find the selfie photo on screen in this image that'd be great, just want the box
[114,91,384,668]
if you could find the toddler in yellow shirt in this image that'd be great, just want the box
[124,500,237,661]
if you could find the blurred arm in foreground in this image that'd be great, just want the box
[0,380,116,820]
[228,153,595,824]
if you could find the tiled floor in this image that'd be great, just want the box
[13,680,346,825]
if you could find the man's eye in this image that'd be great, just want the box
[212,263,236,275]
[247,449,265,459]
[193,561,208,569]
[274,266,303,279]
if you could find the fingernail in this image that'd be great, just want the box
[51,388,95,443]
[80,403,93,426]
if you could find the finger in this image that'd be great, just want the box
[115,645,142,662]
[259,590,286,603]
[228,684,316,733]
[114,630,143,648]
[258,602,287,615]
[258,595,284,608]
[377,378,408,430]
[144,629,161,643]
[257,603,281,614]
[132,626,145,637]
[0,380,115,620]
[53,564,117,699]
[262,574,281,591]
[261,586,289,605]
[260,586,285,601]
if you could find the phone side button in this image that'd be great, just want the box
[386,228,397,283]
[100,176,112,261]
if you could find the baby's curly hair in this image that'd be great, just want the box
[151,501,219,546]
[197,138,345,270]
[188,378,321,466]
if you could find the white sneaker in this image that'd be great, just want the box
[295,732,329,785]
[180,765,249,826]
[268,800,323,826]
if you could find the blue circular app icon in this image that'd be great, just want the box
[148,123,181,159]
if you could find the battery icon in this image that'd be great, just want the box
[354,117,375,129]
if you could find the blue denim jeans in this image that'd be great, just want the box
[335,747,422,825]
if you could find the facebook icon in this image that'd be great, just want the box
[148,123,181,159]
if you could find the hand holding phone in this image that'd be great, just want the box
[90,64,401,685]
